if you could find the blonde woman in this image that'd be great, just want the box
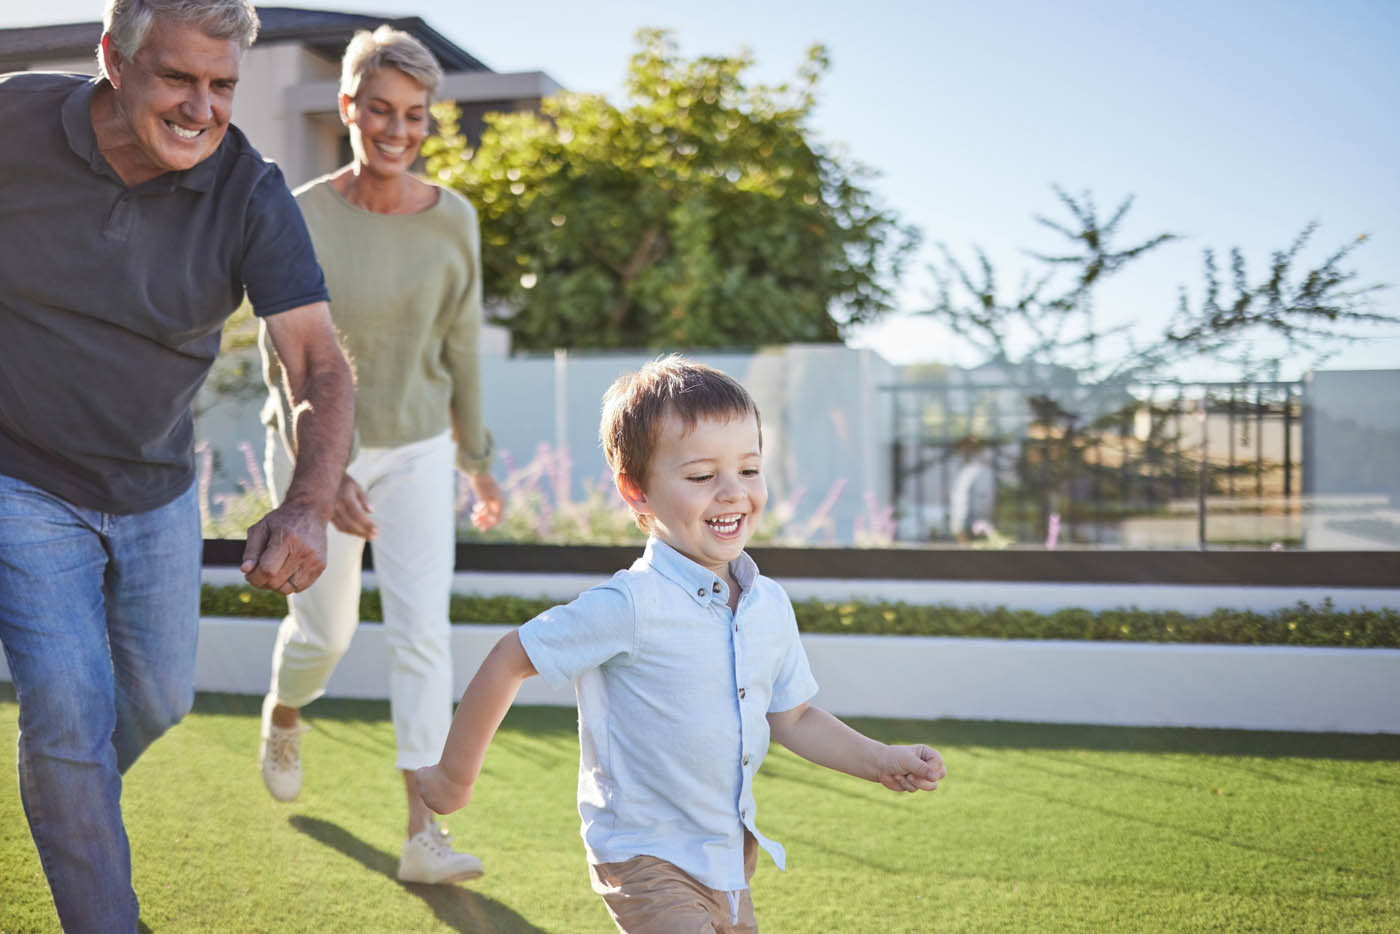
[256,25,503,885]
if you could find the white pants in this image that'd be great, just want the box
[265,428,456,769]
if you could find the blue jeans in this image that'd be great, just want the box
[0,471,201,933]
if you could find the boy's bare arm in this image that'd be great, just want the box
[767,703,946,793]
[416,630,538,814]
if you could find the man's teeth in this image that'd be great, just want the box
[165,121,201,139]
[706,516,741,534]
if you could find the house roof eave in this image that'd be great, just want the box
[0,6,492,74]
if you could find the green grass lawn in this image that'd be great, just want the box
[2,694,1398,933]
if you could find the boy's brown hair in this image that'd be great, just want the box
[600,355,762,530]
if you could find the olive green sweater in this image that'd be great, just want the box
[260,177,493,473]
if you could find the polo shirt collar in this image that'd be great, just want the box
[642,537,759,606]
[61,75,221,192]
[61,76,106,175]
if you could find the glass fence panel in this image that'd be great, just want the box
[192,337,1398,550]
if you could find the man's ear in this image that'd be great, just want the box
[100,34,124,89]
[615,472,650,514]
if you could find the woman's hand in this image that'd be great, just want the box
[466,472,504,530]
[330,474,377,539]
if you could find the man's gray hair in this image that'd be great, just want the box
[340,25,443,100]
[98,0,260,77]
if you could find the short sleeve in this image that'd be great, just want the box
[241,165,330,317]
[768,596,819,713]
[518,578,637,689]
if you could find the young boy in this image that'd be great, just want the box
[416,356,945,931]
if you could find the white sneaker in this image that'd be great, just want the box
[397,821,485,885]
[259,693,304,802]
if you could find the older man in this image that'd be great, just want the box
[0,0,354,929]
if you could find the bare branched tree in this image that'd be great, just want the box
[1165,225,1390,379]
[918,187,1392,387]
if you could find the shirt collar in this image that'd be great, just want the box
[641,537,760,607]
[61,75,222,193]
[61,76,105,175]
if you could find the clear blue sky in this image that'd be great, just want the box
[11,0,1399,377]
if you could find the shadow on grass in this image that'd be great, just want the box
[289,816,546,933]
[844,716,1400,762]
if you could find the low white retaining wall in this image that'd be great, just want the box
[176,618,1400,734]
[191,618,576,709]
[6,617,1396,733]
[800,634,1400,733]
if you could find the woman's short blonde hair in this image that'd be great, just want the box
[340,25,443,100]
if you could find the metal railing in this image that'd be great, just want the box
[885,379,1303,548]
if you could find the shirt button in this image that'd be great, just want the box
[697,587,706,597]
[741,809,749,820]
[733,623,739,633]
[738,688,747,699]
[742,754,750,766]
[712,581,721,593]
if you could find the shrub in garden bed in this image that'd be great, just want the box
[201,585,1397,648]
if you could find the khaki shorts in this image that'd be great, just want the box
[589,833,760,934]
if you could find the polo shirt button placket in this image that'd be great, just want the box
[105,191,135,240]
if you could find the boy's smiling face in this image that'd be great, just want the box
[620,408,767,578]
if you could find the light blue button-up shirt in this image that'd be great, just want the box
[518,537,819,892]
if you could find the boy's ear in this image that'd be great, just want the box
[615,472,650,514]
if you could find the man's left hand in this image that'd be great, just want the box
[241,503,328,594]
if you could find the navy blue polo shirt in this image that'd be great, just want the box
[0,73,329,514]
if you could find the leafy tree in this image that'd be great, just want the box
[920,186,1391,384]
[423,29,918,350]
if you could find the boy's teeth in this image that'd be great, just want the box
[706,516,740,533]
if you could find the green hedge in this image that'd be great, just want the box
[201,585,1398,648]
[789,599,1399,647]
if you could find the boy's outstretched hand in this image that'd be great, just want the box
[415,764,474,815]
[875,743,946,793]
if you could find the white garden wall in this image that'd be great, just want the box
[9,569,1395,734]
[159,617,1400,735]
[5,616,1395,733]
